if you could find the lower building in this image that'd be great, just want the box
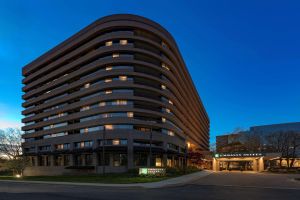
[214,122,300,172]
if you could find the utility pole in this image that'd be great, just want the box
[184,144,187,174]
[102,125,106,175]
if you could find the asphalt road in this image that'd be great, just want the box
[0,172,299,200]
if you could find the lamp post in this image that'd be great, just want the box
[149,127,153,167]
[102,125,106,175]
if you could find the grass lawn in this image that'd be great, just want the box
[0,173,173,184]
[0,167,201,184]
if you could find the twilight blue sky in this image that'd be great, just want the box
[0,0,299,143]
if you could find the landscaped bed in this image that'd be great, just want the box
[0,167,201,184]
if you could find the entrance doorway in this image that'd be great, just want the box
[220,161,253,171]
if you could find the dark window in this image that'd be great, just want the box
[85,154,93,166]
[98,153,110,166]
[134,153,147,166]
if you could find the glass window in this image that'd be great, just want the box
[99,102,106,107]
[105,78,112,83]
[84,83,90,89]
[112,53,119,58]
[119,76,127,81]
[98,153,110,166]
[113,153,127,166]
[127,112,134,117]
[64,155,70,166]
[105,41,113,46]
[85,154,93,166]
[106,66,113,71]
[75,155,84,166]
[120,40,128,45]
[112,139,120,145]
[134,153,147,166]
[161,63,170,71]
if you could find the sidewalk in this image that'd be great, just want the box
[0,170,213,189]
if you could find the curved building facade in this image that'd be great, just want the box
[22,14,209,175]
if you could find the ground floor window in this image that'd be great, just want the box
[64,155,70,166]
[38,156,50,166]
[29,156,35,166]
[155,156,162,167]
[85,154,93,166]
[134,153,147,166]
[112,153,127,167]
[54,155,63,166]
[98,153,110,166]
[75,155,84,166]
[167,158,172,167]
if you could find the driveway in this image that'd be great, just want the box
[193,171,300,189]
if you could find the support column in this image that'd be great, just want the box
[50,155,55,166]
[93,152,98,173]
[70,154,75,166]
[163,154,168,167]
[253,159,258,171]
[147,154,151,167]
[213,158,219,171]
[258,157,264,172]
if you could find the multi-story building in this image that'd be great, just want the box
[21,14,209,175]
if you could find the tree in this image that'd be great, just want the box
[265,131,300,168]
[0,128,28,175]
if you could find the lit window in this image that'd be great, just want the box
[99,102,106,107]
[105,125,113,130]
[120,40,128,45]
[168,131,174,136]
[161,41,168,48]
[115,100,127,105]
[165,108,171,113]
[168,100,173,105]
[162,63,170,71]
[105,41,113,46]
[105,90,112,94]
[162,117,166,123]
[105,78,112,83]
[81,106,90,111]
[161,85,166,90]
[119,76,127,81]
[156,157,162,167]
[112,53,119,58]
[127,112,134,117]
[113,139,120,145]
[84,83,90,89]
[106,66,113,71]
[84,128,88,133]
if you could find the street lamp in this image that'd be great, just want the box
[102,125,106,175]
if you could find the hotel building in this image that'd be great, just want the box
[214,122,300,172]
[21,14,209,175]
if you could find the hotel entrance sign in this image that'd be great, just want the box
[214,153,264,158]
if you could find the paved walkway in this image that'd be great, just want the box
[0,170,212,189]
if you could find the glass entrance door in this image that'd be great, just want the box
[219,161,253,171]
